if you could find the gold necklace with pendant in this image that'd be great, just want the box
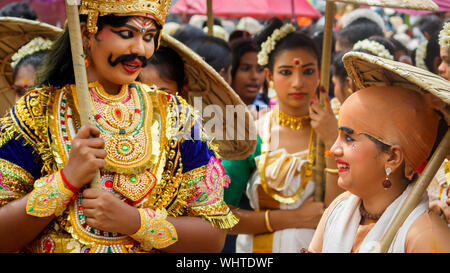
[89,82,156,201]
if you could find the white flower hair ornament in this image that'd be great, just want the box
[257,23,296,66]
[415,40,428,71]
[439,22,450,52]
[352,39,394,60]
[11,37,53,69]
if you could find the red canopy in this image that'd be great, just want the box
[170,0,321,18]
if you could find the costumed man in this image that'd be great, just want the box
[0,0,238,253]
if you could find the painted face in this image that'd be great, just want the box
[87,16,157,92]
[330,126,387,198]
[139,65,178,95]
[269,48,319,115]
[438,47,450,80]
[13,63,36,101]
[231,51,265,105]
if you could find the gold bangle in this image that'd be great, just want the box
[325,168,339,174]
[264,209,274,233]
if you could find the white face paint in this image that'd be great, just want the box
[128,16,156,34]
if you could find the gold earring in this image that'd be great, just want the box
[84,57,91,68]
[269,80,274,89]
[347,88,354,94]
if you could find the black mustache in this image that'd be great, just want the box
[107,54,149,67]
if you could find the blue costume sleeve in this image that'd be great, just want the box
[0,137,43,181]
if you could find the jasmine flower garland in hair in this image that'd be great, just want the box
[11,37,53,69]
[439,22,450,51]
[353,39,394,60]
[415,40,428,71]
[257,23,296,66]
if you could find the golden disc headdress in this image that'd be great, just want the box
[79,0,171,47]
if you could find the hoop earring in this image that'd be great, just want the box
[382,167,392,189]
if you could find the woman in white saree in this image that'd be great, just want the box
[308,52,450,253]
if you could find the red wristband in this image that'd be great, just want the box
[60,169,80,193]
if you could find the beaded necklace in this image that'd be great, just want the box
[359,204,382,224]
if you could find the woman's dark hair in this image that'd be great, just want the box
[144,46,185,90]
[331,49,350,87]
[417,14,443,38]
[12,50,47,82]
[367,35,396,57]
[0,2,37,20]
[254,17,320,71]
[424,33,441,74]
[228,30,252,44]
[192,35,231,73]
[201,17,222,28]
[336,18,384,50]
[230,38,260,79]
[37,14,161,88]
[388,37,410,58]
[311,29,336,59]
[172,24,207,49]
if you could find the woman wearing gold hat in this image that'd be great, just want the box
[0,0,238,253]
[308,52,450,253]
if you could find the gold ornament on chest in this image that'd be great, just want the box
[90,83,154,175]
[56,83,163,202]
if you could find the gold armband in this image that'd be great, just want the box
[26,171,74,217]
[130,208,178,251]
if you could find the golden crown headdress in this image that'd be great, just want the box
[79,0,171,34]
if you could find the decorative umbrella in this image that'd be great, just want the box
[0,16,62,116]
[395,0,450,15]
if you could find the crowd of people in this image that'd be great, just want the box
[0,0,449,253]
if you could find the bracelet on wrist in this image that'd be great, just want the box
[264,209,274,233]
[60,169,80,193]
[325,168,339,175]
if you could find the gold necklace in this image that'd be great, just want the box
[257,109,316,204]
[274,106,310,130]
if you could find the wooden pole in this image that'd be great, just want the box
[314,0,335,201]
[206,0,213,36]
[64,0,101,189]
[291,0,296,24]
[376,128,450,252]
